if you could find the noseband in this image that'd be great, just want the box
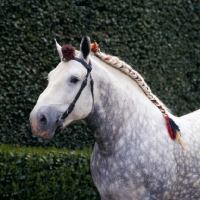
[57,57,94,129]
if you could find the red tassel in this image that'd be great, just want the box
[165,116,176,140]
[90,42,100,53]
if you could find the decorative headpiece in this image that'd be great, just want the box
[90,42,184,148]
[91,42,100,53]
[61,44,75,61]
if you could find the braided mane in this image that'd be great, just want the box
[90,43,184,148]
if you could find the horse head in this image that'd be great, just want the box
[29,36,94,138]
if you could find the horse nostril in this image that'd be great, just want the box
[39,115,47,126]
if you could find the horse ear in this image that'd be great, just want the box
[80,35,91,60]
[54,39,62,60]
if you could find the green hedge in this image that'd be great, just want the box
[0,145,99,200]
[0,0,199,147]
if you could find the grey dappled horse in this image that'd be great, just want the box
[30,36,200,200]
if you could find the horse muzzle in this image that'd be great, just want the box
[29,105,62,138]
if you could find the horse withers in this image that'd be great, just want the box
[30,36,200,200]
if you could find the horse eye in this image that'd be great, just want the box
[70,76,79,84]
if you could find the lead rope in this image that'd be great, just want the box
[91,42,184,149]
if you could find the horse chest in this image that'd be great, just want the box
[89,126,179,199]
[90,139,172,199]
[90,143,146,199]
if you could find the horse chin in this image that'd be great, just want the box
[42,130,56,139]
[40,124,61,139]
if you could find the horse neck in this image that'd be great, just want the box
[86,55,164,155]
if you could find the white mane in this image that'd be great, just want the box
[88,47,184,147]
[89,50,170,115]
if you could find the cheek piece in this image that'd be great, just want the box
[55,57,94,132]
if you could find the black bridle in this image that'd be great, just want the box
[56,57,94,129]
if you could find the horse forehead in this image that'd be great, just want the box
[49,60,87,78]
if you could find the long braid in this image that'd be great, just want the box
[91,43,184,148]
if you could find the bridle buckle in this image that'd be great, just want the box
[57,116,64,127]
